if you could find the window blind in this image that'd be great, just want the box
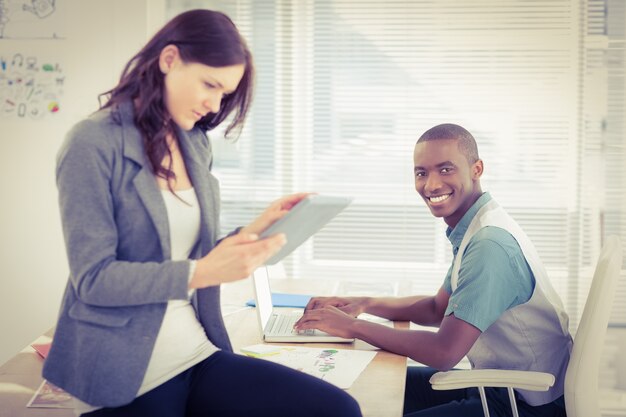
[166,0,625,331]
[602,0,626,327]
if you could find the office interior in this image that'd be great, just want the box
[0,0,625,415]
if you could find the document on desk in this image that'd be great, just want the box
[241,344,377,389]
[31,342,52,358]
[27,380,74,409]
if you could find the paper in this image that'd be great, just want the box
[241,344,376,389]
[335,281,398,297]
[31,342,52,359]
[359,313,393,326]
[221,304,253,317]
[240,344,282,357]
[27,380,74,409]
[246,292,312,308]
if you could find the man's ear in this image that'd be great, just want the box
[472,159,484,179]
[159,44,180,74]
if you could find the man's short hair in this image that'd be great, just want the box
[417,123,480,163]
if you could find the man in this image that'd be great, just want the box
[295,123,572,417]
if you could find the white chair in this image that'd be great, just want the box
[429,235,623,417]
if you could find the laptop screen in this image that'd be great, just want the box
[252,266,273,329]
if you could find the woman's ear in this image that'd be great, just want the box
[158,44,180,74]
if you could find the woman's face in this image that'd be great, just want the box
[160,45,245,131]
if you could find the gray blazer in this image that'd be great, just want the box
[42,101,232,407]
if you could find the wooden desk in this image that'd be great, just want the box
[0,332,68,417]
[223,279,409,417]
[0,279,408,417]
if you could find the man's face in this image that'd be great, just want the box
[413,139,483,228]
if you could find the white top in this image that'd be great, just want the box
[75,188,218,415]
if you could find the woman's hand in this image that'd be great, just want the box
[189,192,310,289]
[189,232,286,288]
[240,192,311,236]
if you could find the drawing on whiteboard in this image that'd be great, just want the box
[0,0,63,40]
[0,52,64,119]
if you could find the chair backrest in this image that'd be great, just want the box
[564,236,623,417]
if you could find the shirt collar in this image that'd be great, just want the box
[446,192,492,249]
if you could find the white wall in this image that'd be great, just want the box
[0,0,164,365]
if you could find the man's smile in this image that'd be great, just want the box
[428,193,452,204]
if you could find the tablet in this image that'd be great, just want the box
[259,195,353,265]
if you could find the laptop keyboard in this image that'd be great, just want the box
[267,313,315,336]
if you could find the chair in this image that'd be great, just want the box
[429,235,623,417]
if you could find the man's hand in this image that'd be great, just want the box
[294,305,358,339]
[303,296,369,317]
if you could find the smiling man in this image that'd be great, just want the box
[295,123,572,417]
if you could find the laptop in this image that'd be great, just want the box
[251,266,354,343]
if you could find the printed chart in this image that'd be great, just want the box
[241,344,377,389]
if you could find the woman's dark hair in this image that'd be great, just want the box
[99,9,254,184]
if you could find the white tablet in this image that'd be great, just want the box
[259,195,353,265]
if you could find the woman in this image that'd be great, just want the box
[42,9,362,417]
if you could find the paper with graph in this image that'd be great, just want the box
[241,345,377,389]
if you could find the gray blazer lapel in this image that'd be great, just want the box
[176,127,220,254]
[177,127,232,352]
[118,102,171,259]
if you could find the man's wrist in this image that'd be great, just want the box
[360,297,373,314]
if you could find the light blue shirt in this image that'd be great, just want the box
[443,193,535,332]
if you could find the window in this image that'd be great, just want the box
[166,0,626,330]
